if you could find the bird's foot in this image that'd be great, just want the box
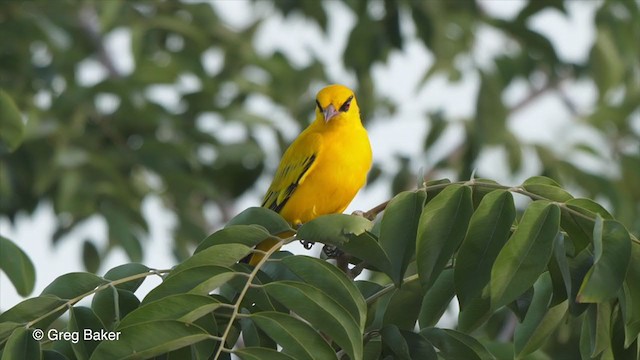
[300,240,315,250]
[322,245,343,258]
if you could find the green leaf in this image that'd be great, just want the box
[90,320,211,360]
[581,302,613,358]
[119,294,222,328]
[82,240,101,274]
[143,265,235,303]
[455,190,515,308]
[514,273,569,357]
[91,288,140,330]
[620,243,640,347]
[103,263,150,293]
[418,269,455,329]
[226,207,293,235]
[416,184,473,290]
[421,327,495,360]
[378,191,426,286]
[547,234,572,305]
[522,184,573,202]
[475,71,508,145]
[250,312,337,360]
[577,218,631,303]
[0,295,67,328]
[41,273,107,300]
[590,28,624,98]
[195,225,275,253]
[458,294,492,333]
[263,281,363,360]
[335,231,392,277]
[2,327,41,360]
[0,90,25,153]
[490,201,560,309]
[234,347,297,360]
[173,243,252,273]
[282,256,366,330]
[382,277,423,330]
[562,198,613,254]
[0,235,36,296]
[0,322,21,344]
[296,214,373,246]
[522,176,562,187]
[381,325,438,360]
[68,307,106,360]
[380,325,411,359]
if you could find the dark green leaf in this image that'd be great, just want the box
[91,288,140,330]
[2,327,41,360]
[490,201,560,309]
[226,208,293,235]
[0,90,25,153]
[577,219,631,303]
[103,263,150,293]
[296,214,373,246]
[90,320,211,359]
[455,190,515,308]
[143,265,235,303]
[282,256,366,329]
[416,185,473,290]
[234,347,297,360]
[0,235,36,296]
[41,273,107,300]
[378,191,426,286]
[421,327,495,360]
[82,240,101,274]
[250,312,337,360]
[263,281,363,360]
[383,277,422,330]
[336,230,392,277]
[68,306,105,359]
[119,294,222,328]
[418,269,455,329]
[620,243,640,347]
[195,225,275,253]
[514,273,569,357]
[173,243,252,273]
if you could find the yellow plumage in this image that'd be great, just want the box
[248,84,372,265]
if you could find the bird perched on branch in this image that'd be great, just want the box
[246,84,372,265]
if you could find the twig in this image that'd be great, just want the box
[78,4,121,79]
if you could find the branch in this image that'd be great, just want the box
[78,4,121,79]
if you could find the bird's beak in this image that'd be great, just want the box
[323,104,339,123]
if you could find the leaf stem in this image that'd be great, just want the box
[212,236,292,360]
[25,269,170,328]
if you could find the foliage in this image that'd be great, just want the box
[1,177,639,359]
[1,1,639,264]
[2,0,640,359]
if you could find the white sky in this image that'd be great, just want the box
[1,0,602,311]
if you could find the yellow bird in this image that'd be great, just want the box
[247,84,372,265]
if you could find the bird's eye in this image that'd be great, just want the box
[339,96,353,112]
[316,100,322,111]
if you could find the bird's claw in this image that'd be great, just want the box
[322,245,343,258]
[300,240,315,250]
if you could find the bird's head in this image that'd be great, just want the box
[314,84,360,123]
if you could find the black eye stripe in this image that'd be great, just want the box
[339,95,354,112]
[316,100,322,111]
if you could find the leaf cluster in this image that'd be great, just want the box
[2,177,639,359]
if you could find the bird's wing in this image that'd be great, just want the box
[262,132,322,214]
